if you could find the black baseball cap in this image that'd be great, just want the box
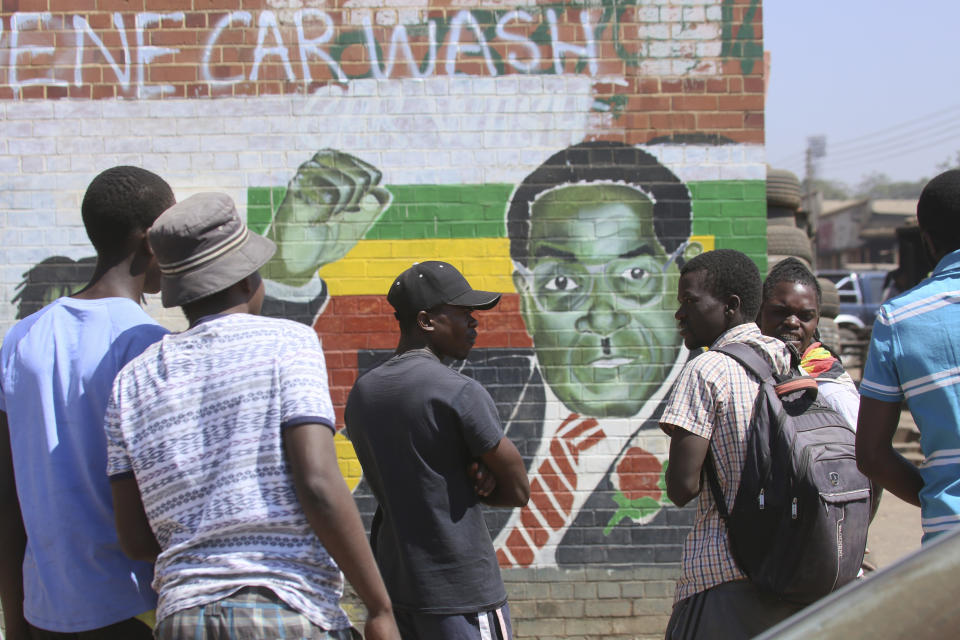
[387,261,501,314]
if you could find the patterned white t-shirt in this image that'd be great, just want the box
[105,313,348,629]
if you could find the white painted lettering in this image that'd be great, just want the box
[250,11,296,82]
[548,8,597,76]
[136,12,184,98]
[73,13,130,89]
[8,13,69,94]
[496,10,539,73]
[444,10,497,77]
[295,9,346,83]
[364,18,436,80]
[202,11,251,87]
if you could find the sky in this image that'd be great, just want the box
[763,1,960,190]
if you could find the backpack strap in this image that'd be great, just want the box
[704,451,729,521]
[704,341,773,522]
[713,342,776,383]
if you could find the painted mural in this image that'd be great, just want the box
[2,0,766,570]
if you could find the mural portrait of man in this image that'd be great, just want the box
[492,140,702,567]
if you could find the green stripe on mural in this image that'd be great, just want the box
[365,184,514,239]
[689,180,767,268]
[246,179,765,245]
[246,184,515,239]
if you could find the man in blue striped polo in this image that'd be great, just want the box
[857,169,960,543]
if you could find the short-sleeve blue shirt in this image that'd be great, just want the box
[860,249,960,542]
[0,297,166,631]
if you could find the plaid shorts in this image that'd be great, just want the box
[154,587,360,640]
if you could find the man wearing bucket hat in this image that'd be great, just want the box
[105,193,399,640]
[345,261,530,640]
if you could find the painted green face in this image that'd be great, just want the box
[514,184,684,418]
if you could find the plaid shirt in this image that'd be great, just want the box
[661,323,791,602]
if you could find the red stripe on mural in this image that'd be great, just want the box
[314,293,531,429]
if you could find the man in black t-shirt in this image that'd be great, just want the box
[346,261,530,640]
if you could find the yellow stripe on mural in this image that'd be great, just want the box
[319,235,715,298]
[691,235,714,252]
[318,238,514,297]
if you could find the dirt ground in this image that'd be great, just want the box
[866,488,923,570]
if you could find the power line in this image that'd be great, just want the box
[824,122,960,163]
[771,103,960,167]
[820,131,960,173]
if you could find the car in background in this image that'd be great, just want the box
[817,266,894,339]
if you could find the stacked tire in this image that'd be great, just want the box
[765,167,840,347]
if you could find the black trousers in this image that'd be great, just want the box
[665,580,806,640]
[28,617,153,640]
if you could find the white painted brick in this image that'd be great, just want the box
[0,230,20,247]
[53,101,102,119]
[102,100,150,119]
[721,164,765,181]
[150,136,198,153]
[103,137,140,153]
[472,77,498,95]
[148,101,197,118]
[682,164,721,181]
[542,76,566,94]
[350,79,379,97]
[3,120,33,137]
[636,23,669,40]
[378,80,403,97]
[58,137,106,155]
[177,117,225,135]
[8,138,56,155]
[683,146,709,163]
[452,77,480,96]
[0,156,20,173]
[637,7,659,21]
[674,23,720,40]
[5,101,55,119]
[697,41,723,57]
[424,75,451,95]
[682,7,707,21]
[660,7,682,22]
[213,154,239,170]
[516,75,543,94]
[744,145,766,164]
[375,9,398,25]
[707,146,732,164]
[21,229,45,246]
[706,4,723,21]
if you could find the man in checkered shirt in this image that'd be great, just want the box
[660,249,803,639]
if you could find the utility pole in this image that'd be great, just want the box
[804,135,827,268]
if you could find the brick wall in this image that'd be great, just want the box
[0,1,764,637]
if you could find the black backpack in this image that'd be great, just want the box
[704,342,872,604]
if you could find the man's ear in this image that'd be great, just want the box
[129,231,155,276]
[237,272,261,296]
[725,294,742,316]
[416,309,434,332]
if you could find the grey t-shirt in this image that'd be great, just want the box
[345,348,507,614]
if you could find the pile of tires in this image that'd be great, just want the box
[765,167,840,347]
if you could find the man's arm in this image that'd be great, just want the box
[856,397,922,507]
[283,423,399,640]
[664,425,711,507]
[0,411,29,640]
[475,437,530,507]
[110,475,161,563]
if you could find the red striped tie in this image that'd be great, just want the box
[496,413,606,567]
